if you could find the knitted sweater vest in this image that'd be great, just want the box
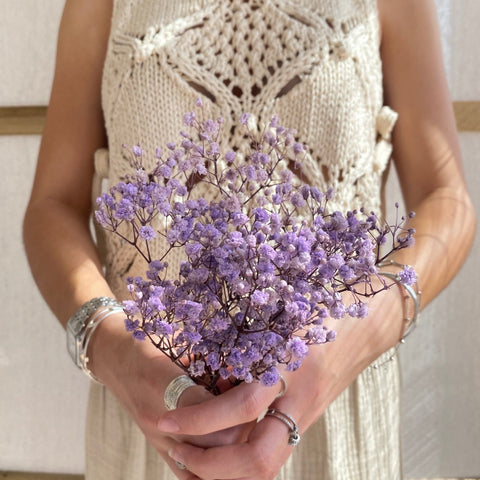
[96,0,397,302]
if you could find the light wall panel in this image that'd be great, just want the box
[0,0,479,477]
[0,0,64,106]
[0,135,88,474]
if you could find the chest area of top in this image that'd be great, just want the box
[113,0,376,69]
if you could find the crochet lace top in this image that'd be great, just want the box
[95,0,397,297]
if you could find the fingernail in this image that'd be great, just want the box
[158,417,180,432]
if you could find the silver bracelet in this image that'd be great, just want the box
[372,261,422,368]
[81,306,124,383]
[66,297,123,382]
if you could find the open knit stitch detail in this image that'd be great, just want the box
[98,0,397,291]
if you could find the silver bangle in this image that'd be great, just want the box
[265,408,300,446]
[66,297,123,382]
[81,306,124,383]
[164,375,198,411]
[372,261,422,368]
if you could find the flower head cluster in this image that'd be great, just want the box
[96,104,415,392]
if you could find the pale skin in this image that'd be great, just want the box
[23,0,476,479]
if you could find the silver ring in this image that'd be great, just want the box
[265,408,300,446]
[164,375,197,411]
[276,374,288,398]
[175,461,187,470]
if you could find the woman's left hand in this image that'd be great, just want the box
[158,287,404,480]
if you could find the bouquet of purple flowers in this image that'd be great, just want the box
[96,103,416,393]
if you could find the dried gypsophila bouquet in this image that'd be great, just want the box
[95,100,416,393]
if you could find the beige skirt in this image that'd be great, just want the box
[85,350,401,480]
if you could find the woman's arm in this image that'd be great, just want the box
[23,2,246,476]
[160,2,476,479]
[380,0,476,299]
[23,0,113,321]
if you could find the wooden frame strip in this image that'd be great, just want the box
[0,473,83,480]
[453,101,480,131]
[0,106,47,135]
[0,103,479,136]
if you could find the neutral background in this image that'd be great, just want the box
[0,0,478,477]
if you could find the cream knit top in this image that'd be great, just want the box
[95,0,397,299]
[87,2,403,479]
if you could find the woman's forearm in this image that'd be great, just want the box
[391,183,476,306]
[23,198,114,326]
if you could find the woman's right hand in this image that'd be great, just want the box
[87,310,252,478]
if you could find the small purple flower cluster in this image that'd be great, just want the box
[96,103,415,392]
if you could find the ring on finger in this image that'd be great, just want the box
[175,460,187,470]
[265,408,300,446]
[276,374,287,398]
[164,375,197,411]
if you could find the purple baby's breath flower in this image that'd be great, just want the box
[94,209,109,227]
[154,320,173,336]
[254,208,269,224]
[115,198,135,221]
[159,165,172,178]
[183,111,196,126]
[259,243,276,260]
[270,115,279,128]
[225,150,236,164]
[177,300,203,321]
[306,326,327,344]
[123,300,139,316]
[176,185,188,197]
[240,112,251,125]
[206,352,221,370]
[326,330,337,342]
[357,302,369,318]
[258,153,269,164]
[286,337,309,359]
[261,367,280,387]
[132,329,147,341]
[291,192,306,208]
[398,265,417,286]
[189,360,206,377]
[293,142,304,154]
[124,318,139,331]
[132,145,143,157]
[185,242,203,256]
[148,295,165,312]
[251,290,269,306]
[330,301,346,319]
[139,225,156,241]
[209,142,220,156]
[310,187,323,202]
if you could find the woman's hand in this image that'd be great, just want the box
[158,287,405,480]
[88,311,257,479]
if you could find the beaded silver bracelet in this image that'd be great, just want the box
[372,261,422,368]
